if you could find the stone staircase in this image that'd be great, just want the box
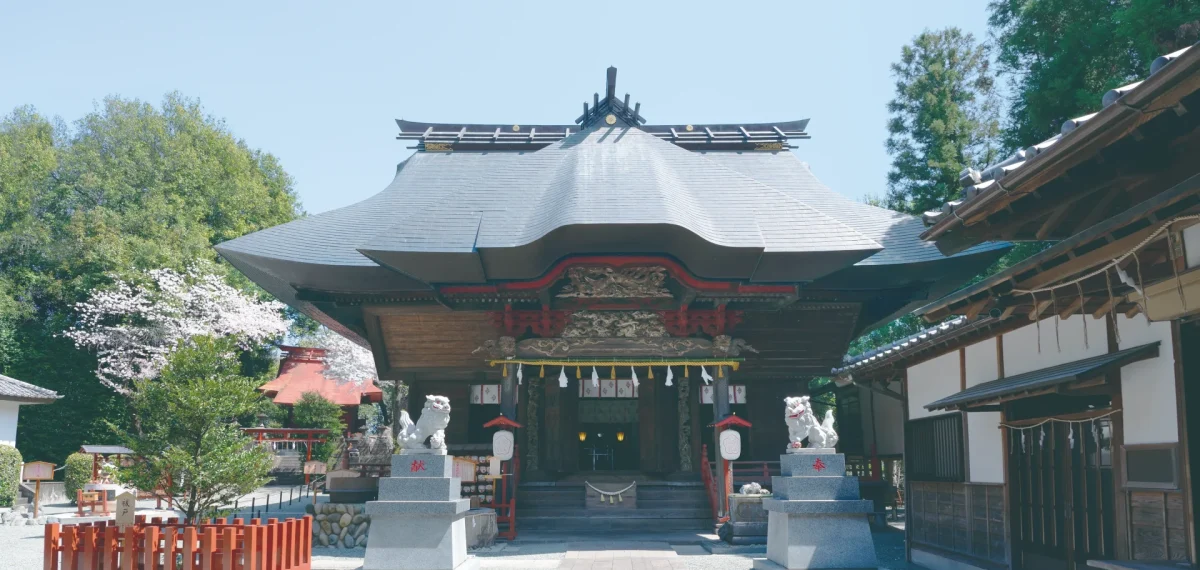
[517,481,713,533]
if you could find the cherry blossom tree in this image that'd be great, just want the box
[303,327,378,384]
[65,266,289,392]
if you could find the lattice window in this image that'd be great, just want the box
[906,414,965,482]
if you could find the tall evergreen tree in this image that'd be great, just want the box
[885,28,1002,215]
[989,0,1200,148]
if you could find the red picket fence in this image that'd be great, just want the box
[44,515,312,570]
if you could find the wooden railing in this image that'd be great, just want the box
[44,515,312,570]
[728,461,781,490]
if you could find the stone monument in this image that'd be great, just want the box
[755,397,877,570]
[364,395,477,570]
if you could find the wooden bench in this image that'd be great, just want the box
[75,490,108,517]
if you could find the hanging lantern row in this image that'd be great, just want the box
[491,359,742,389]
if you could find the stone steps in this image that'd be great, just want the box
[519,515,713,531]
[516,481,712,534]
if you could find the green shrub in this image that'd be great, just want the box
[65,452,93,502]
[0,445,22,508]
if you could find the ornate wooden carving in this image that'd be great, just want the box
[560,310,668,338]
[659,305,744,336]
[556,266,672,298]
[517,337,714,358]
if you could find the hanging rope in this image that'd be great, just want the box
[1031,292,1042,353]
[1006,214,1200,325]
[1106,268,1121,345]
[998,408,1121,430]
[585,481,636,505]
[1051,288,1061,352]
[1076,281,1088,349]
[1167,230,1189,311]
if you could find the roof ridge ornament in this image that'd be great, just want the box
[576,66,646,128]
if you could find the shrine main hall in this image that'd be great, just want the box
[217,68,1004,479]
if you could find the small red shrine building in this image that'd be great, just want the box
[259,346,383,433]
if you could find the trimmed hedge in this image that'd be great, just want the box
[0,445,21,508]
[65,452,93,503]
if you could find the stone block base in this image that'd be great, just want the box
[764,510,877,569]
[362,515,468,570]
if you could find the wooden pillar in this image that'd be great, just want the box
[500,363,518,422]
[713,365,731,516]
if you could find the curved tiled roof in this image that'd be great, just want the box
[0,373,60,404]
[922,45,1196,229]
[832,316,973,376]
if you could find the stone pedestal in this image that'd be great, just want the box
[755,449,877,570]
[363,451,477,570]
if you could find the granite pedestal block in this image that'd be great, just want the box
[759,449,877,569]
[363,450,476,570]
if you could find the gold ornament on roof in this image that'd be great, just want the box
[605,114,617,125]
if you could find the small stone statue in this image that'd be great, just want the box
[784,395,838,452]
[739,482,770,495]
[396,395,451,454]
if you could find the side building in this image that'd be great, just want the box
[838,41,1200,570]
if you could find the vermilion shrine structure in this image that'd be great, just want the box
[217,68,1003,516]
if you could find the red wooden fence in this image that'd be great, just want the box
[45,515,312,570]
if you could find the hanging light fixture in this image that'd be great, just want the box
[578,432,587,442]
[617,432,625,442]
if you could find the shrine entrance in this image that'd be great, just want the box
[1007,396,1117,570]
[578,422,639,471]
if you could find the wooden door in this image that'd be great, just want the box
[1010,418,1116,570]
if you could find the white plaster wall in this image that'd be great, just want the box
[964,339,999,387]
[1117,314,1178,445]
[1003,315,1108,377]
[0,401,19,448]
[962,338,1004,484]
[907,351,961,420]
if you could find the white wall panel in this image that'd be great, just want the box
[964,339,999,387]
[1117,314,1178,445]
[1003,316,1107,377]
[0,401,19,448]
[907,351,961,420]
[967,411,1004,483]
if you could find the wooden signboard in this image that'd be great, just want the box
[115,492,136,529]
[22,461,55,517]
[303,460,327,475]
[22,461,54,481]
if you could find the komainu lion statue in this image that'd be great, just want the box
[784,395,838,452]
[397,395,452,453]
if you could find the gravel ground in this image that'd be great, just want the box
[0,523,49,570]
[309,529,916,570]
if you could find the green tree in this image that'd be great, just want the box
[0,96,300,463]
[291,392,346,462]
[989,0,1200,148]
[116,336,272,522]
[885,28,1002,215]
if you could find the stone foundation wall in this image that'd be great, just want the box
[307,503,370,549]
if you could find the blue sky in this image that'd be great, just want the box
[1,1,991,214]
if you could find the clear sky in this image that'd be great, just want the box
[1,1,992,215]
